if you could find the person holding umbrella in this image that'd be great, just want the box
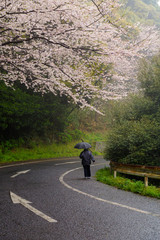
[74,142,95,179]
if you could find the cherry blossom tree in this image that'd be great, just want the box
[0,0,160,113]
[105,24,160,98]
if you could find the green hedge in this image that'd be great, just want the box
[104,118,160,166]
[104,53,160,167]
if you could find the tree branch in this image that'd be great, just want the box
[1,35,102,54]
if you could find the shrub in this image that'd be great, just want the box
[104,53,160,167]
[104,118,160,166]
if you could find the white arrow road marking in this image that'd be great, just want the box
[10,192,57,223]
[11,169,31,178]
[59,164,160,218]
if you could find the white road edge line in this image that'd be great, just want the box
[59,165,160,218]
[10,192,57,223]
[55,161,79,166]
[0,158,79,169]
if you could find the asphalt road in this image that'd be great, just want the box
[1,157,160,240]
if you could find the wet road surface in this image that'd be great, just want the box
[1,157,160,240]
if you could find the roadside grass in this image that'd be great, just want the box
[0,137,103,164]
[96,167,160,199]
[0,142,78,163]
[83,131,106,142]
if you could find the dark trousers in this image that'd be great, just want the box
[83,165,91,177]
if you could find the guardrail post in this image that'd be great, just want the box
[144,176,148,187]
[114,170,117,178]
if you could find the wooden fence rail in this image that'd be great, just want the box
[110,161,160,187]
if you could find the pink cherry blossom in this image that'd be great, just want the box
[0,0,160,113]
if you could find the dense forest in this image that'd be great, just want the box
[0,79,106,152]
[0,81,75,144]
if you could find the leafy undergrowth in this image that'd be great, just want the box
[0,141,102,164]
[96,167,160,199]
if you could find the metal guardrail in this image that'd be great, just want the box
[110,161,160,187]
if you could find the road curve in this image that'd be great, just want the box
[1,157,160,240]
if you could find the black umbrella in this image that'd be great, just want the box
[74,142,92,149]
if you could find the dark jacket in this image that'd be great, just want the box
[80,149,95,166]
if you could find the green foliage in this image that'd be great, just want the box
[57,129,83,143]
[104,119,160,166]
[0,134,102,163]
[0,79,106,162]
[96,167,160,198]
[0,141,81,163]
[122,0,160,26]
[0,80,76,150]
[138,55,160,103]
[106,95,155,125]
[104,53,160,166]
